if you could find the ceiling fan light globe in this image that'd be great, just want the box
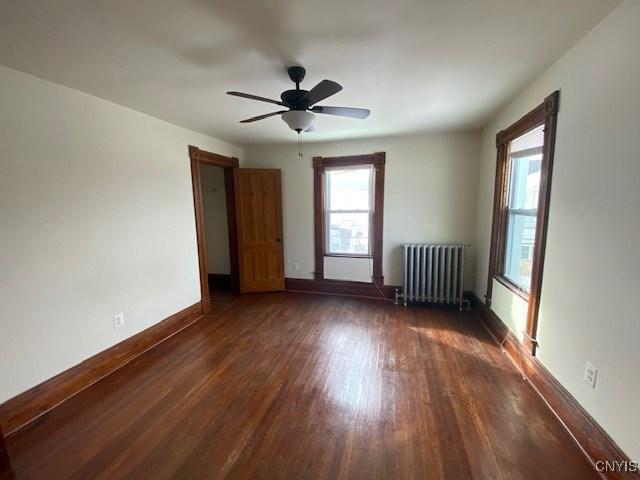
[282,110,315,133]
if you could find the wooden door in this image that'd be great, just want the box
[234,168,285,292]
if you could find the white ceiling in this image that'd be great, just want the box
[0,0,619,145]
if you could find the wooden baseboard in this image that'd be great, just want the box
[470,293,638,480]
[285,278,475,306]
[285,277,398,301]
[0,428,13,480]
[0,301,204,436]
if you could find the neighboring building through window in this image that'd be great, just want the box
[325,166,373,256]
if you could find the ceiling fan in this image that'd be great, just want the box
[227,66,370,134]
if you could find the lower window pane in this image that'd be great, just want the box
[505,212,537,290]
[328,212,370,255]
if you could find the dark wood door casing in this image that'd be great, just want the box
[189,146,239,312]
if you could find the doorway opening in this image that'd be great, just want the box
[201,163,233,292]
[189,146,239,313]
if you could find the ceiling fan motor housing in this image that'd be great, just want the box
[281,89,310,109]
[283,66,309,108]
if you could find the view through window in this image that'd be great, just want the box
[325,166,373,256]
[504,124,544,290]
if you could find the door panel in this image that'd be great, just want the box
[235,168,285,292]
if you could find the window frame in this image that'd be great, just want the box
[313,153,386,286]
[486,91,560,355]
[324,165,374,258]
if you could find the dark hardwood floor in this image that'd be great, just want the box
[7,292,597,479]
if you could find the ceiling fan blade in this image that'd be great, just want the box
[300,80,342,106]
[227,91,286,106]
[311,106,370,119]
[240,110,288,123]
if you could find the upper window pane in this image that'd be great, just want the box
[508,125,544,211]
[508,152,542,210]
[326,167,371,211]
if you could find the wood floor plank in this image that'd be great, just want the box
[7,292,598,479]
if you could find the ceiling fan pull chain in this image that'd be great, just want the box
[298,133,303,158]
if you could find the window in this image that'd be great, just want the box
[503,125,544,291]
[325,166,373,256]
[312,153,385,284]
[486,91,559,355]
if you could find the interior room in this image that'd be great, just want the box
[200,163,233,292]
[1,1,638,478]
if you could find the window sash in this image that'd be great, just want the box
[502,143,541,290]
[324,166,374,256]
[503,210,537,292]
[325,165,373,211]
[506,208,536,216]
[506,151,542,211]
[326,209,370,214]
[325,211,372,256]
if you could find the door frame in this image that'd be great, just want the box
[189,145,239,313]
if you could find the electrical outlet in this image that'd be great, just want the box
[113,313,125,330]
[584,361,598,389]
[292,261,300,272]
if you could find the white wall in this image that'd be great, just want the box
[473,0,640,460]
[244,132,480,287]
[200,165,230,275]
[0,65,242,403]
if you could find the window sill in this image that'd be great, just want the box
[324,253,372,259]
[493,275,529,301]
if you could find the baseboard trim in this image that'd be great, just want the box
[470,293,638,480]
[0,301,204,436]
[285,277,398,301]
[0,427,13,480]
